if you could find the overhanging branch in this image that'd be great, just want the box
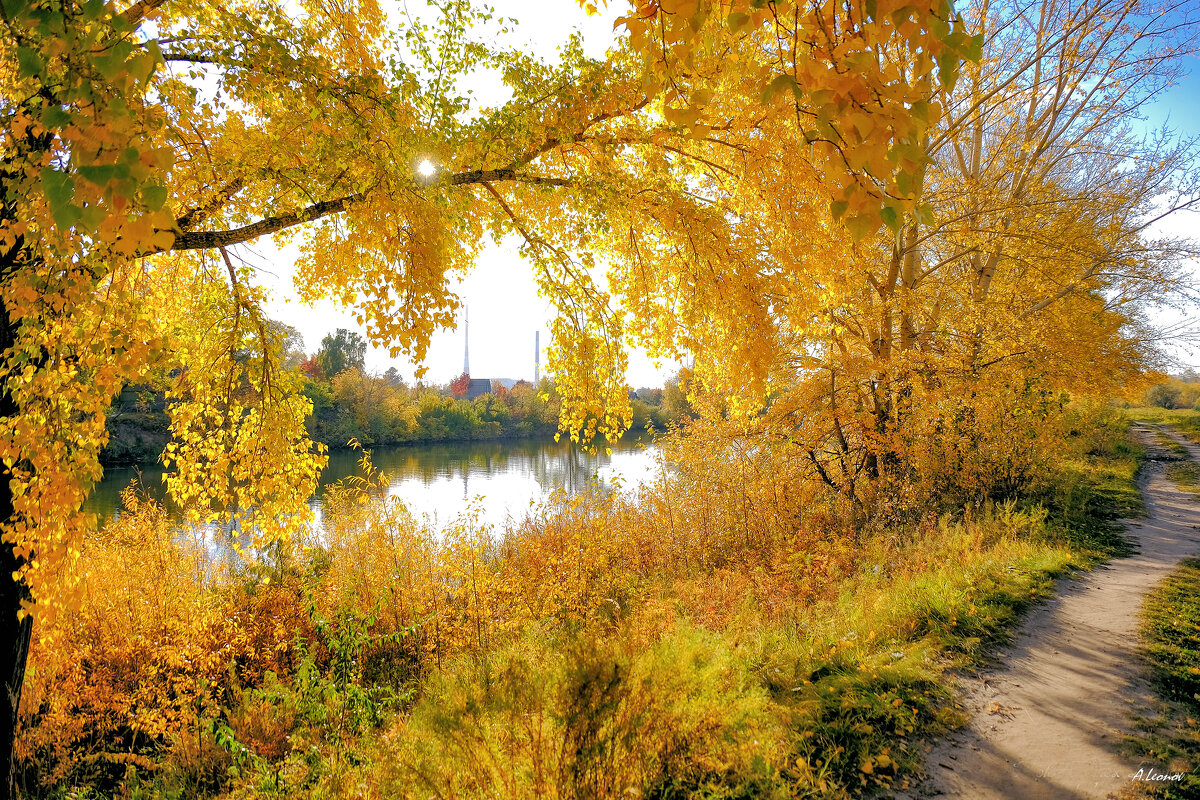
[169,170,571,252]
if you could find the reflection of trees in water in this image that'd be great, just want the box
[84,464,169,522]
[323,438,633,496]
[89,437,652,522]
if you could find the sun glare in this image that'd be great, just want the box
[417,159,437,178]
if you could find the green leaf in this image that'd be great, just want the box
[51,202,82,231]
[760,74,797,104]
[966,33,984,63]
[93,51,127,80]
[880,204,899,231]
[727,12,749,32]
[16,46,43,79]
[42,106,71,128]
[938,53,959,91]
[40,167,74,210]
[142,185,167,211]
[78,164,116,186]
[846,211,881,241]
[79,204,106,230]
[810,88,835,108]
[830,200,849,221]
[80,0,106,21]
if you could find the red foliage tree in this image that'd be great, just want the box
[299,357,324,380]
[449,372,470,398]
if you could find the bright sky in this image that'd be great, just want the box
[1141,42,1200,373]
[249,1,1200,385]
[251,0,674,388]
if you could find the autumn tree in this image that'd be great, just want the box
[595,0,1198,512]
[276,322,307,370]
[806,0,1200,496]
[1,0,980,788]
[449,371,471,398]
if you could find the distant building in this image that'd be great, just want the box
[457,307,533,399]
[466,378,491,400]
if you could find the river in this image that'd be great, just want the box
[85,436,661,532]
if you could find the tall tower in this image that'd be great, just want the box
[534,330,540,384]
[463,306,469,375]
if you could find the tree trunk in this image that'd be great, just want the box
[0,303,33,800]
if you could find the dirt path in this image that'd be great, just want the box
[908,426,1200,800]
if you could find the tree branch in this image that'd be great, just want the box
[176,177,246,231]
[170,171,571,251]
[117,0,168,27]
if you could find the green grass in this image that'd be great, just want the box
[1034,427,1144,560]
[1166,462,1200,499]
[1130,408,1200,445]
[1123,558,1200,800]
[1154,432,1192,460]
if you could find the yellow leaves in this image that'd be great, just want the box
[617,0,962,231]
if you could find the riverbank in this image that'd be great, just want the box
[16,408,1148,799]
[100,376,685,467]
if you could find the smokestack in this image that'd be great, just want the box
[534,330,540,384]
[463,306,469,375]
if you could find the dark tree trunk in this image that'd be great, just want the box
[1,124,47,799]
[0,303,32,800]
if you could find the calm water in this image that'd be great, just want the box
[86,437,660,532]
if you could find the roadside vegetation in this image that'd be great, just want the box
[1125,556,1200,800]
[1128,405,1200,499]
[16,404,1146,799]
[1129,378,1200,445]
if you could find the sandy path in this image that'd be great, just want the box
[907,426,1200,800]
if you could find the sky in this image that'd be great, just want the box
[249,1,1200,385]
[1140,37,1200,373]
[252,0,656,387]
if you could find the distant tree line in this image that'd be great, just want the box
[1141,370,1200,410]
[101,327,692,464]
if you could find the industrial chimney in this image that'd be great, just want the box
[534,330,540,384]
[463,306,469,375]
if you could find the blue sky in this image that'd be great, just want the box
[1142,41,1200,373]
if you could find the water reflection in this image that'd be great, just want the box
[86,437,660,532]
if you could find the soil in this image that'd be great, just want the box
[905,426,1200,800]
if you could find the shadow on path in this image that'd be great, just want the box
[906,426,1200,800]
